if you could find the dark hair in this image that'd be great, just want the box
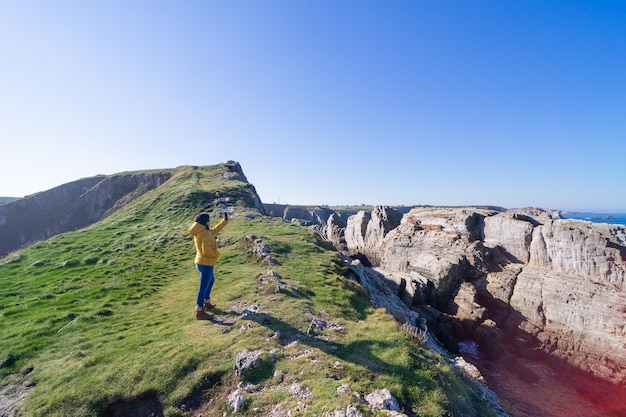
[195,212,210,225]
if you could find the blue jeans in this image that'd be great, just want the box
[196,264,215,309]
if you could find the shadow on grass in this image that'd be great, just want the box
[240,312,439,417]
[103,390,164,417]
[207,309,239,327]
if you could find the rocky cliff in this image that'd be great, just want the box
[0,162,266,260]
[0,171,172,258]
[328,206,626,415]
[0,171,171,257]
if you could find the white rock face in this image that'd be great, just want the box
[483,213,534,263]
[324,213,347,251]
[344,206,402,265]
[527,220,625,289]
[345,211,371,254]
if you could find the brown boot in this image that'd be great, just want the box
[196,309,214,320]
[203,300,216,309]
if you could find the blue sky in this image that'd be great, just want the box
[1,1,625,210]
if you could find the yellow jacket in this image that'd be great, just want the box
[189,219,228,266]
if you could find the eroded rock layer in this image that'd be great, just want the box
[336,206,626,414]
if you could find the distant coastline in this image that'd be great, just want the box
[561,212,626,226]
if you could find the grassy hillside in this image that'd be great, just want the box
[0,163,495,417]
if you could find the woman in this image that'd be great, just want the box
[189,210,228,320]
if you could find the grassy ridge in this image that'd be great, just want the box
[0,164,494,416]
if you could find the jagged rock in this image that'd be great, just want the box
[451,356,483,379]
[483,212,535,263]
[273,370,285,383]
[345,211,371,254]
[337,384,352,395]
[404,207,498,240]
[247,234,277,264]
[346,405,364,417]
[349,260,421,326]
[324,213,347,251]
[289,382,311,400]
[365,389,400,412]
[234,349,263,375]
[269,404,293,417]
[345,206,402,266]
[227,389,244,412]
[450,282,487,337]
[379,208,490,306]
[514,206,562,220]
[528,220,625,288]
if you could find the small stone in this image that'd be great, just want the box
[337,384,351,394]
[365,389,400,412]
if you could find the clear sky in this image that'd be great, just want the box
[1,1,625,210]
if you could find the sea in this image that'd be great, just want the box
[561,212,626,226]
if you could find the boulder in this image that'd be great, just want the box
[365,389,401,412]
[234,349,263,375]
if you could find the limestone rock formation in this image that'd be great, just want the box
[263,205,412,258]
[352,206,626,413]
[345,210,372,254]
[324,213,347,251]
[344,206,403,265]
[364,388,401,412]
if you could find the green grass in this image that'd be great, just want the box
[0,163,495,417]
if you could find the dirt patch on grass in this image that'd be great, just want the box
[103,391,164,417]
[0,383,34,417]
[188,373,239,417]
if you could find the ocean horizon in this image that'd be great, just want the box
[561,212,626,226]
